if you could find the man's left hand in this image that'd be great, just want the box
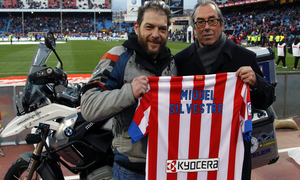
[235,66,257,87]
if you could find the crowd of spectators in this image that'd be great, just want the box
[222,2,300,40]
[0,18,5,31]
[1,2,300,41]
[169,2,300,45]
[0,0,109,9]
[2,13,118,34]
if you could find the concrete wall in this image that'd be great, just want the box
[272,72,300,118]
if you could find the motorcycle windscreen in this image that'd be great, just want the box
[31,43,52,66]
[22,43,53,112]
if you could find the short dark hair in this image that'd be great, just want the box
[136,0,171,27]
[295,37,300,44]
[191,0,224,27]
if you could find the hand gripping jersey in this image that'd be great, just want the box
[128,72,252,180]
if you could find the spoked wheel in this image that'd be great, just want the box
[4,158,42,180]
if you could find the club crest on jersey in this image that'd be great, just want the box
[247,102,252,116]
[195,75,204,80]
[166,158,219,173]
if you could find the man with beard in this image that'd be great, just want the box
[174,0,275,179]
[80,1,176,179]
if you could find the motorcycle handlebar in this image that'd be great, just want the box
[28,67,67,85]
[53,68,67,82]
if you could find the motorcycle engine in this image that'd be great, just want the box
[50,113,85,166]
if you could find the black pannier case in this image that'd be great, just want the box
[246,46,279,169]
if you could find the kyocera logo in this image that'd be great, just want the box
[167,160,177,172]
[166,158,219,173]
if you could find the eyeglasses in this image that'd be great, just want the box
[194,19,221,28]
[144,1,169,9]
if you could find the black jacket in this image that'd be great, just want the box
[175,39,275,110]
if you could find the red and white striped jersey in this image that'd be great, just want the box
[128,72,252,180]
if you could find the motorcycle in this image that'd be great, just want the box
[0,31,114,180]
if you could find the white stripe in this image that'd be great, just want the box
[235,77,249,180]
[217,73,236,180]
[197,74,216,180]
[178,76,194,180]
[235,125,244,180]
[138,106,151,135]
[156,76,171,180]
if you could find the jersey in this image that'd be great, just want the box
[128,72,252,180]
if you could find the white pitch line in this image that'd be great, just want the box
[64,175,80,180]
[0,41,66,45]
[278,147,300,153]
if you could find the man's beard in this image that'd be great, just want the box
[138,33,166,58]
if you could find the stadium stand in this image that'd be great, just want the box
[0,0,299,43]
[0,0,109,9]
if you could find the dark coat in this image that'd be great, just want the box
[175,39,275,110]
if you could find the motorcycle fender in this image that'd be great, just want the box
[18,152,64,180]
[37,159,64,180]
[19,152,33,162]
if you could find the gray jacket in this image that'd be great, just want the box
[81,34,177,169]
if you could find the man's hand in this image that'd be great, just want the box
[235,66,257,87]
[131,76,149,99]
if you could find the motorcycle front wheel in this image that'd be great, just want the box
[4,158,42,180]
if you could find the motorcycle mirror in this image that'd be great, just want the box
[45,31,64,70]
[45,31,56,50]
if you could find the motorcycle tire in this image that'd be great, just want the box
[3,158,42,180]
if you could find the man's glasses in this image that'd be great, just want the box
[144,1,169,9]
[194,19,221,28]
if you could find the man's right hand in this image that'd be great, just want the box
[131,76,149,99]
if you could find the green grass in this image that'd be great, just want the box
[0,40,297,78]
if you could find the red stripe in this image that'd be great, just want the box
[187,75,205,180]
[227,78,243,179]
[133,91,151,125]
[147,77,159,180]
[167,76,183,180]
[100,52,119,62]
[207,73,227,180]
[96,82,107,91]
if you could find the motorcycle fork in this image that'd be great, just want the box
[25,124,50,180]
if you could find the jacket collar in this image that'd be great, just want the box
[123,33,173,76]
[188,38,235,60]
[222,39,235,61]
[189,39,235,74]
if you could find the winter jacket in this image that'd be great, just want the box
[81,34,177,173]
[174,38,275,180]
[174,39,275,110]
